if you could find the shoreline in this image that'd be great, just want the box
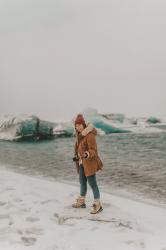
[1,164,165,210]
[58,178,166,210]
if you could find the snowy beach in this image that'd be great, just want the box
[1,0,166,248]
[0,169,166,250]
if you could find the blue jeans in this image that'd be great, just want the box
[79,164,100,199]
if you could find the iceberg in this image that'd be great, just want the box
[82,108,130,134]
[38,120,54,139]
[102,113,125,123]
[53,122,74,137]
[52,109,130,137]
[146,117,161,124]
[1,109,165,141]
[0,115,54,141]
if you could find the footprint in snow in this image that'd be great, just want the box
[26,216,40,223]
[21,236,37,246]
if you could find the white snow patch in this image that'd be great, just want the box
[0,169,166,250]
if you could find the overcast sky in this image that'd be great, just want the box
[0,0,166,121]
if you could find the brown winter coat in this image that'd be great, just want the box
[74,127,103,177]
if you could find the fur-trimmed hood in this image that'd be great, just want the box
[81,123,97,137]
[75,123,97,146]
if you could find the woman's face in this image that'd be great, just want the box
[75,123,84,133]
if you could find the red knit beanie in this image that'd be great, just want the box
[74,114,86,127]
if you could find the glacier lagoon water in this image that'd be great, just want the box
[0,132,166,203]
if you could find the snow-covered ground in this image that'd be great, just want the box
[0,169,166,250]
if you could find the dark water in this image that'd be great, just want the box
[0,132,166,204]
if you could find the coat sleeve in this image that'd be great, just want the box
[85,133,97,159]
[74,140,79,174]
[74,140,78,155]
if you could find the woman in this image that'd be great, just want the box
[72,114,103,214]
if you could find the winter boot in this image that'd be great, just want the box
[72,196,86,208]
[90,199,103,214]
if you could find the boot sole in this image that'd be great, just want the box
[80,204,86,208]
[72,203,86,208]
[90,206,103,214]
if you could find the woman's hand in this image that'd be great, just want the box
[72,155,80,162]
[83,151,90,159]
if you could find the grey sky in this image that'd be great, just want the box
[0,0,166,121]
